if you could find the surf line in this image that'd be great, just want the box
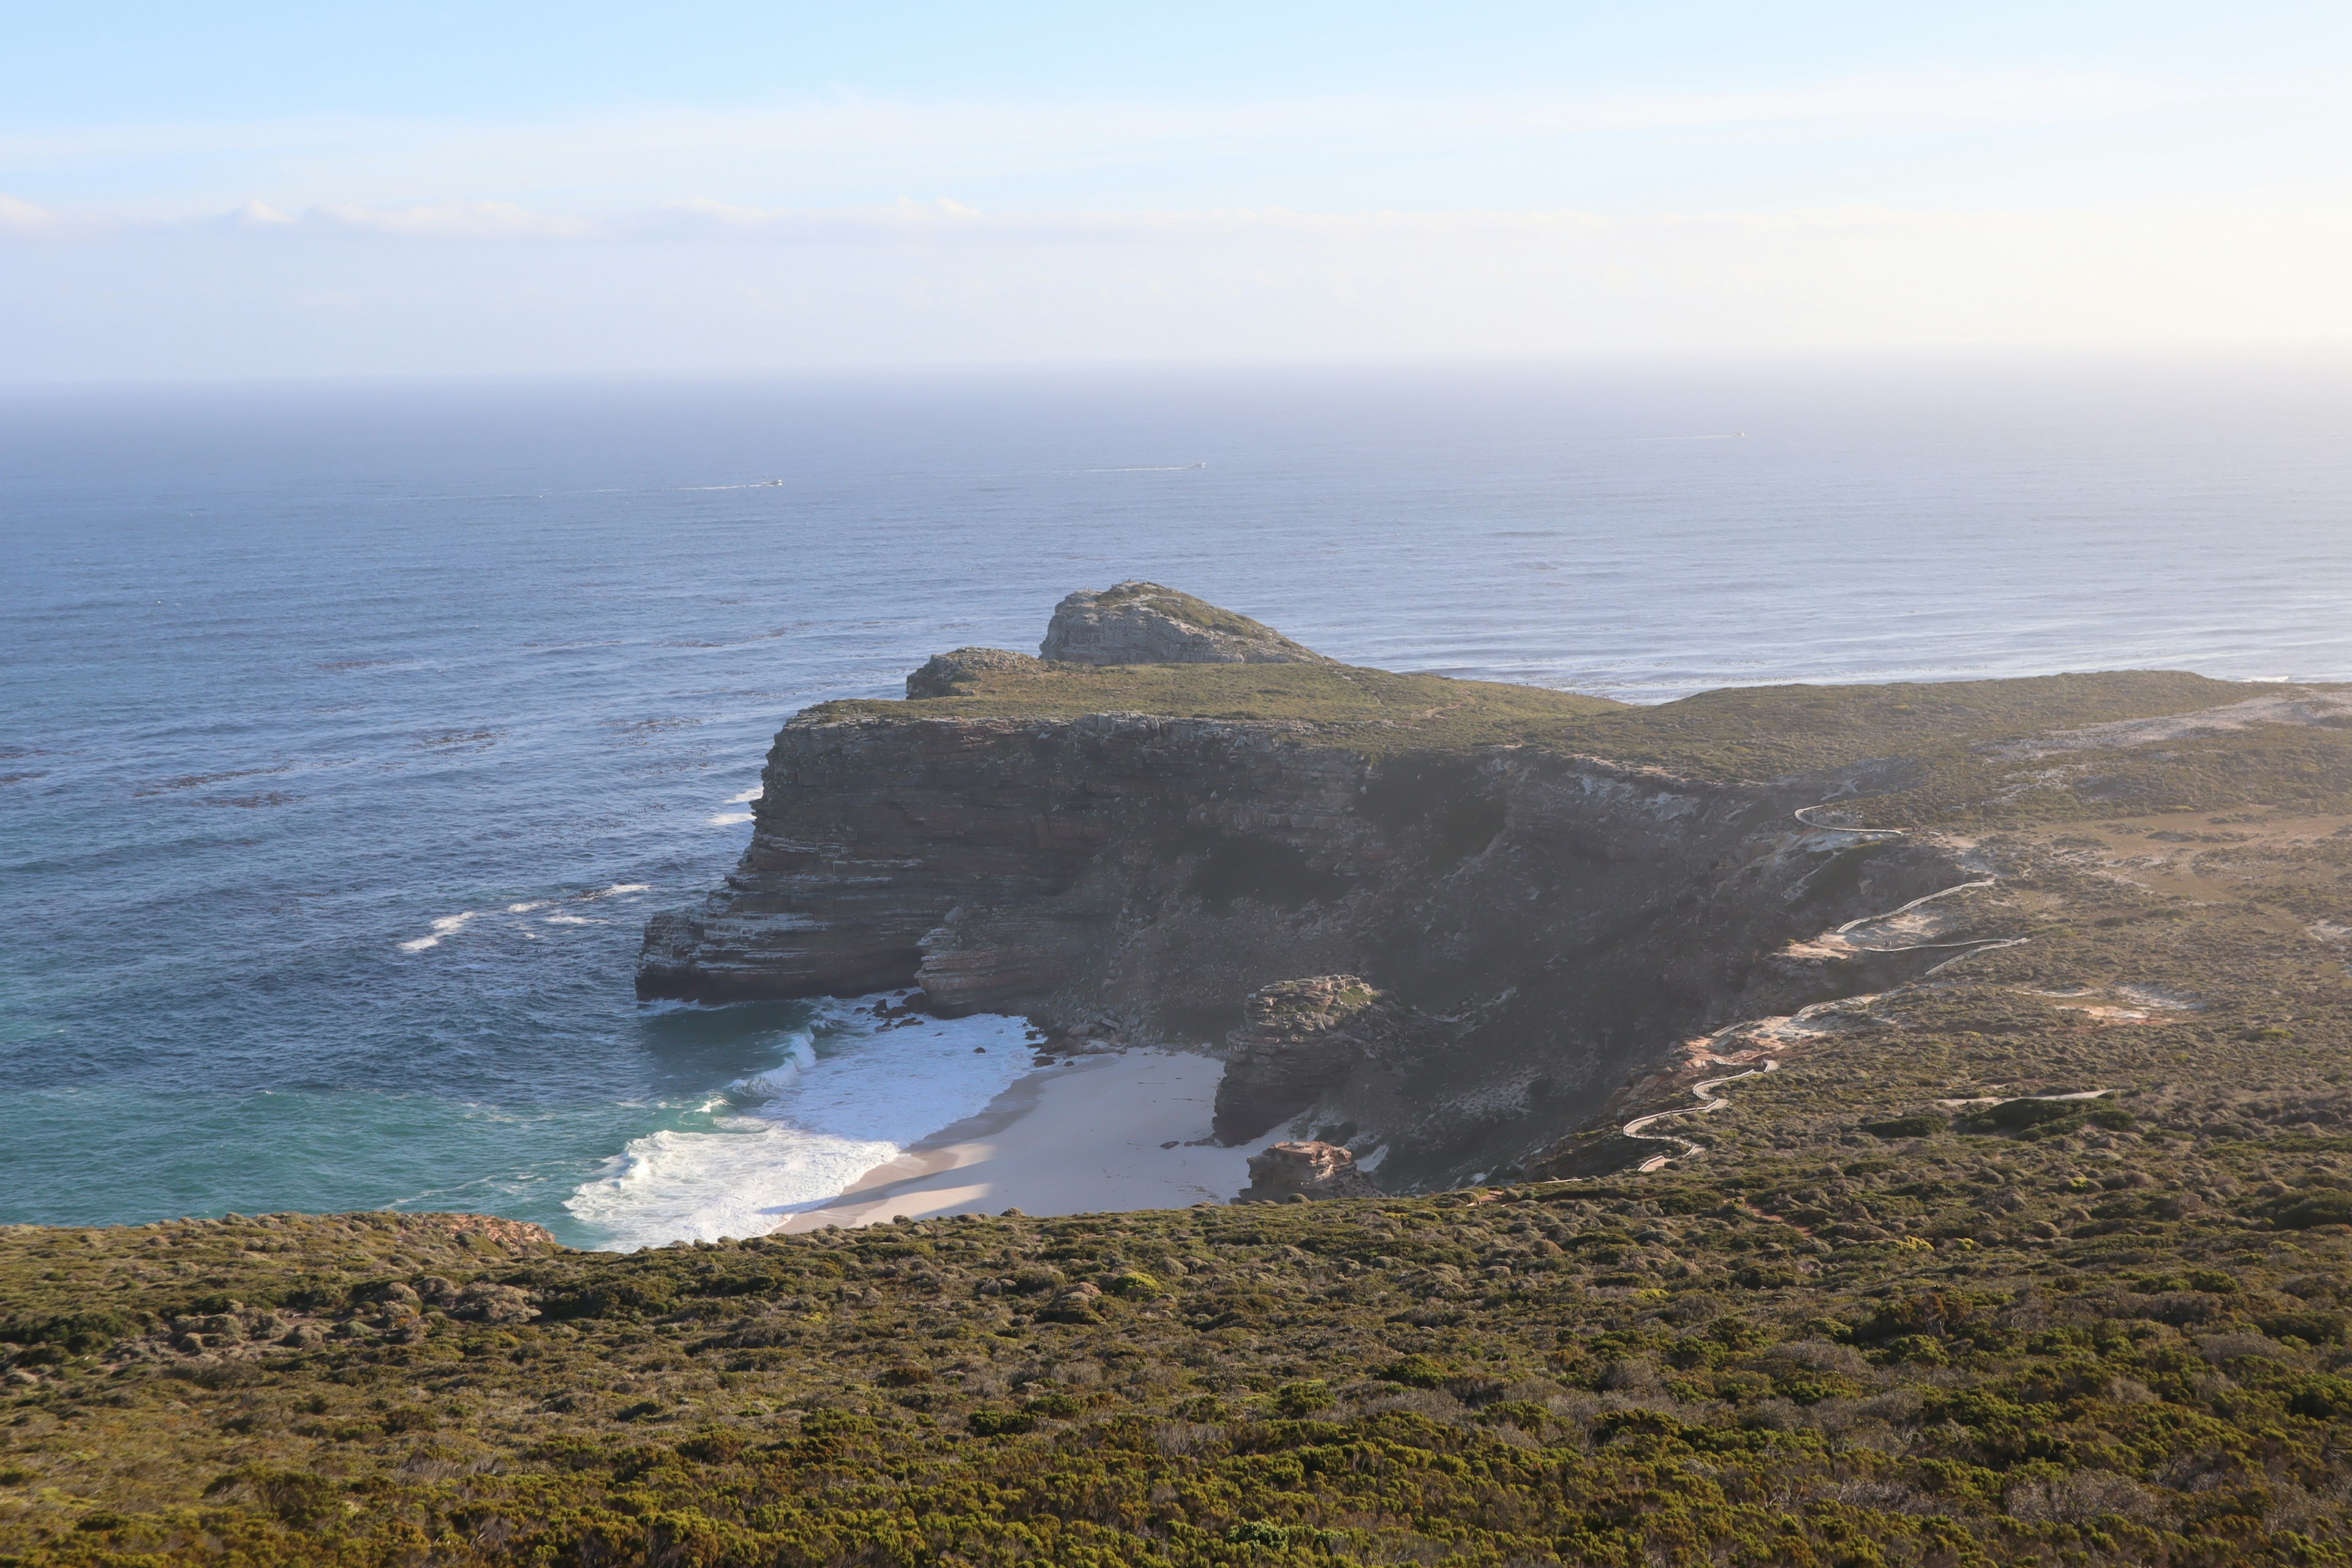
[1621,802,2029,1174]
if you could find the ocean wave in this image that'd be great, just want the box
[399,881,654,951]
[564,1005,1037,1248]
[564,1123,901,1249]
[729,1033,817,1100]
[398,910,478,951]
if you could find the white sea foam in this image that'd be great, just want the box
[543,914,601,925]
[564,1005,1036,1250]
[726,786,761,804]
[581,883,650,900]
[707,812,753,826]
[399,910,479,951]
[728,1033,816,1099]
[506,900,546,913]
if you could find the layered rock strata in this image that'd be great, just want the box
[639,698,1971,1189]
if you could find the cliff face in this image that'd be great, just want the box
[638,702,1972,1188]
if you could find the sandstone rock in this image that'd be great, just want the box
[1214,976,1449,1145]
[1236,1140,1378,1202]
[1039,581,1329,666]
[907,647,1044,699]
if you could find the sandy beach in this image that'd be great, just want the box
[780,1048,1253,1231]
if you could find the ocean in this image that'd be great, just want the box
[5,357,2349,1248]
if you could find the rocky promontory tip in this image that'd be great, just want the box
[1039,581,1330,666]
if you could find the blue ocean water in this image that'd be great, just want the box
[4,359,2349,1246]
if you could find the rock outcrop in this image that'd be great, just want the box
[1213,976,1453,1145]
[1039,581,1330,666]
[907,647,1042,699]
[1235,1140,1378,1203]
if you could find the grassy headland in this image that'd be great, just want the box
[818,663,2350,826]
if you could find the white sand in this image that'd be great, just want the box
[779,1048,1253,1231]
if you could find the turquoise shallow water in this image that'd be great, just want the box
[4,359,2349,1245]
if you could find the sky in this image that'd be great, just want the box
[4,2,2351,380]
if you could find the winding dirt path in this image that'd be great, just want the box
[1621,804,2027,1172]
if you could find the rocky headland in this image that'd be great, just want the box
[639,584,2352,1193]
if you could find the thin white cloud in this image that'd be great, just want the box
[0,65,2307,225]
[0,71,2197,167]
[0,193,60,233]
[309,200,594,239]
[1518,70,2182,133]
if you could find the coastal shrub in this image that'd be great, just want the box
[1861,1113,1945,1139]
[1961,1097,2092,1133]
[966,1409,1035,1436]
[1270,1379,1332,1416]
[2269,1189,2352,1229]
[1375,1355,1457,1389]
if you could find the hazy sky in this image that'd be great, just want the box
[6,1,2351,379]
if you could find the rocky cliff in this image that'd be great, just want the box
[638,584,2012,1189]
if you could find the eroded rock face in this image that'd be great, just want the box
[1213,976,1452,1145]
[1236,1140,1378,1203]
[907,647,1042,699]
[639,584,1989,1190]
[636,704,1972,1189]
[1039,581,1330,666]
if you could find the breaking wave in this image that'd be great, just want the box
[563,1001,1038,1250]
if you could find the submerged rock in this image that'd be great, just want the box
[1236,1139,1378,1203]
[1040,581,1329,666]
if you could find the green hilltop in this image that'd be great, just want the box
[814,662,2351,824]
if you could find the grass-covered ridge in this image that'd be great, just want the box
[812,661,2351,824]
